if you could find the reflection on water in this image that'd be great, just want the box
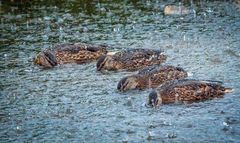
[1,0,240,142]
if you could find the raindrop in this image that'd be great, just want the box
[45,26,51,33]
[100,7,106,12]
[75,31,80,36]
[147,131,157,140]
[11,24,16,32]
[122,136,129,143]
[113,27,119,32]
[42,35,49,41]
[16,126,21,130]
[44,16,51,21]
[187,72,193,77]
[192,9,196,18]
[83,27,88,32]
[166,132,177,138]
[63,13,73,20]
[16,15,22,19]
[203,12,207,17]
[57,17,64,23]
[223,121,229,127]
[26,20,29,29]
[59,27,63,33]
[206,8,213,13]
[38,18,42,22]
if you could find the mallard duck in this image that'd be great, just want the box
[96,49,166,71]
[117,65,188,91]
[147,79,233,107]
[34,43,108,68]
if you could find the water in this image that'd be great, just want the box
[1,0,240,142]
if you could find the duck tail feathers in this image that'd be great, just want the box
[224,87,234,93]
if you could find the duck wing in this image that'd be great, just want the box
[151,66,187,86]
[167,79,225,102]
[138,65,161,75]
[54,43,107,53]
[112,49,164,62]
[54,43,85,53]
[112,49,166,70]
[53,43,107,63]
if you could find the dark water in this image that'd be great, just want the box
[1,0,240,142]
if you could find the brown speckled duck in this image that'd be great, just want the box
[147,79,233,107]
[34,43,108,68]
[96,49,166,71]
[117,65,188,91]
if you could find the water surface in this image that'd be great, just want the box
[1,0,240,142]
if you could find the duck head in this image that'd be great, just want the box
[34,50,58,68]
[117,76,139,91]
[96,55,114,71]
[147,90,162,107]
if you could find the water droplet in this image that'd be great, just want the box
[192,9,196,17]
[59,26,63,31]
[83,27,88,32]
[113,27,120,32]
[223,121,229,127]
[206,8,213,13]
[44,16,51,21]
[187,72,193,77]
[16,126,20,130]
[57,18,64,23]
[166,132,177,138]
[42,35,48,41]
[16,15,22,19]
[122,137,128,143]
[100,7,106,12]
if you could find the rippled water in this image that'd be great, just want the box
[1,0,240,142]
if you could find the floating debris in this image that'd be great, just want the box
[164,5,190,15]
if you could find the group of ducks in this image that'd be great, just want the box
[34,42,232,107]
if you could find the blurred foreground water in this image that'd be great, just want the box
[0,0,240,142]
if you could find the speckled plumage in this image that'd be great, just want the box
[34,43,107,68]
[96,49,166,71]
[117,65,188,91]
[148,79,233,107]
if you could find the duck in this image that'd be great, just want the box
[117,65,188,91]
[34,43,108,68]
[96,49,166,71]
[147,79,233,107]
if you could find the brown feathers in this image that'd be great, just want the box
[117,65,188,91]
[34,43,107,68]
[34,43,232,107]
[148,79,233,107]
[96,49,166,71]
